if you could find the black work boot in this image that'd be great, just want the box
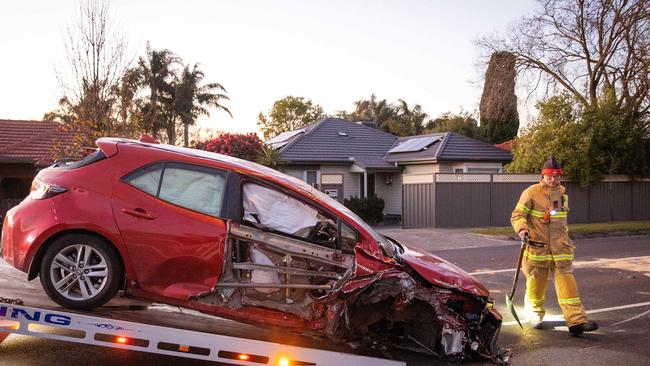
[569,321,599,335]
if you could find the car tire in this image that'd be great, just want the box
[39,233,122,310]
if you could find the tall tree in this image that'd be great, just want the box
[47,0,132,156]
[479,51,519,144]
[348,95,430,136]
[257,96,324,139]
[348,94,396,131]
[477,0,649,124]
[114,66,143,135]
[426,111,484,140]
[508,91,650,185]
[382,99,428,136]
[478,0,650,181]
[138,44,180,142]
[174,63,232,147]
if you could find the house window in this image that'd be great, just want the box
[306,171,319,188]
[454,168,464,173]
[358,173,375,198]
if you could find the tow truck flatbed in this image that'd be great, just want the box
[0,260,405,366]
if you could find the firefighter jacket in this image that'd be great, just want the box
[511,181,574,270]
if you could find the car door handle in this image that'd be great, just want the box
[122,208,155,220]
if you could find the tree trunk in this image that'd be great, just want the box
[184,122,189,147]
[166,119,175,146]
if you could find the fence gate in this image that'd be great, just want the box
[401,174,434,228]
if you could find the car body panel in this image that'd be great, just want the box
[2,198,56,271]
[112,181,227,299]
[399,244,490,297]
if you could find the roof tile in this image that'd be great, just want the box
[0,119,75,166]
[279,118,399,169]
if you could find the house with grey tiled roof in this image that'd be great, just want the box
[385,132,513,176]
[268,118,512,221]
[269,118,403,219]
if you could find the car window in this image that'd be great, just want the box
[159,163,226,216]
[126,163,164,195]
[124,162,227,217]
[51,149,107,170]
[340,221,359,252]
[242,183,339,248]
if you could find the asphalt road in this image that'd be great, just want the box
[1,234,649,365]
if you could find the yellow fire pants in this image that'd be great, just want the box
[523,262,588,327]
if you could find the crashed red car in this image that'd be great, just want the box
[1,138,506,363]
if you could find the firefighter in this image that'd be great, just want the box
[511,156,598,335]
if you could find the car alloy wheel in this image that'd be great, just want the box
[49,244,109,300]
[40,234,121,309]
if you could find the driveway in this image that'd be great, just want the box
[375,226,517,251]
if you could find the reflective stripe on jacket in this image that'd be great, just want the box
[511,181,574,269]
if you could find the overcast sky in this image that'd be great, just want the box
[1,0,539,136]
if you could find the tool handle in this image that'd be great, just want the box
[508,234,528,298]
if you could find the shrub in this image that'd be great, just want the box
[344,195,384,224]
[194,132,263,162]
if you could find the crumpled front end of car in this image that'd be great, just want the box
[322,269,509,364]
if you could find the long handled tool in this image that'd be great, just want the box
[505,234,528,329]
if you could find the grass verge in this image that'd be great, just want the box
[472,220,650,239]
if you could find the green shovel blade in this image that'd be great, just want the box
[506,294,523,329]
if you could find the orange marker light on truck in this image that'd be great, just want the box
[278,357,290,366]
[116,336,128,344]
[238,353,251,361]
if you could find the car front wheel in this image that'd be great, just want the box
[39,234,122,310]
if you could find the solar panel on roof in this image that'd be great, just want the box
[387,135,442,153]
[265,128,305,148]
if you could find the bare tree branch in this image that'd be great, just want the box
[477,0,649,123]
[55,0,131,137]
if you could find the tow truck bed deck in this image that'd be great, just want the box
[0,260,404,366]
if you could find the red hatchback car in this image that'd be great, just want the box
[1,138,505,362]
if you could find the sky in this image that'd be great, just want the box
[0,0,539,137]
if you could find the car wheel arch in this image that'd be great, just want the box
[27,228,126,289]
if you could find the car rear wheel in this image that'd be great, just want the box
[39,234,122,310]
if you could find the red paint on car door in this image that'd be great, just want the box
[112,181,227,300]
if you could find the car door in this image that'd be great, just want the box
[216,181,358,319]
[112,161,230,299]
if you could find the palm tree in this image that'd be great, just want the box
[350,94,396,132]
[174,63,232,147]
[394,99,427,136]
[138,43,180,142]
[257,145,282,169]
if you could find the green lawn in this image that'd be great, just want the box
[472,220,650,238]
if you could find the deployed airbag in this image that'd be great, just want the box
[243,184,318,236]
